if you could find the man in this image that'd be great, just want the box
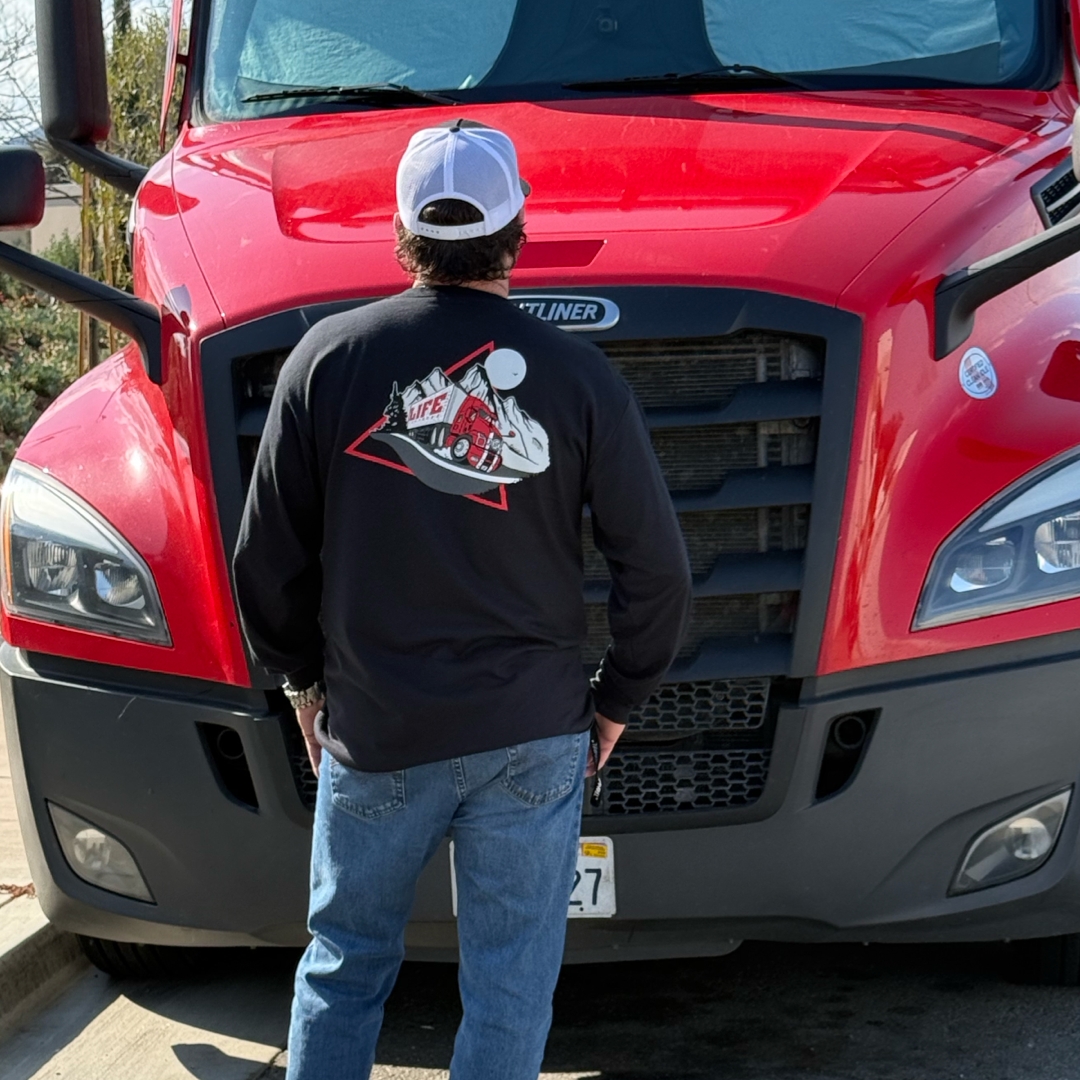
[233,121,691,1080]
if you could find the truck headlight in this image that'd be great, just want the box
[0,462,170,645]
[914,450,1080,629]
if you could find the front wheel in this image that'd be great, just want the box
[450,436,471,461]
[78,935,210,979]
[1009,934,1080,986]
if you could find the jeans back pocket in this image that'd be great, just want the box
[329,756,407,820]
[502,730,588,807]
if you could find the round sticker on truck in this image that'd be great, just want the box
[959,347,998,399]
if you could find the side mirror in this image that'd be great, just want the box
[0,148,46,231]
[935,107,1080,359]
[35,0,109,146]
[0,146,162,382]
[35,0,147,195]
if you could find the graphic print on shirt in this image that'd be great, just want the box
[344,342,550,508]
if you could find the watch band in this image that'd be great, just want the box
[283,680,326,709]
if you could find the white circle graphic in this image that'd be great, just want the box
[959,347,998,400]
[485,348,527,390]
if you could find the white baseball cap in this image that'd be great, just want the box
[396,120,529,241]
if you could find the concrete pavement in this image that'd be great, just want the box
[3,939,1080,1079]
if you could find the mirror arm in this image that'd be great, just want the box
[934,210,1080,359]
[50,138,148,197]
[0,240,161,382]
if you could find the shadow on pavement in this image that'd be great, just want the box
[173,1043,280,1080]
[371,941,1080,1080]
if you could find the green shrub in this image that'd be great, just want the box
[0,274,79,481]
[40,229,80,272]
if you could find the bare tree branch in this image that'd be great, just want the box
[0,9,40,142]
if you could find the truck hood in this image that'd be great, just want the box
[169,92,1059,325]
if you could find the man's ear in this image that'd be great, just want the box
[393,212,403,234]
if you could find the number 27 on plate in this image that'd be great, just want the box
[449,836,616,919]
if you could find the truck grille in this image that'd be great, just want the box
[219,314,829,822]
[584,329,824,818]
[633,677,770,733]
[599,747,771,815]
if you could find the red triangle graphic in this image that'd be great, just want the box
[343,342,511,512]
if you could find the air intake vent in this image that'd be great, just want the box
[1033,160,1080,228]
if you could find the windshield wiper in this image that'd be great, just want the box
[243,83,458,105]
[565,65,815,92]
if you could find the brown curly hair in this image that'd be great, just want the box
[394,199,526,284]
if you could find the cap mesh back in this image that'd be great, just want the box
[397,126,524,238]
[399,135,451,212]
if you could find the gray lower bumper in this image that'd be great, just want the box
[5,639,1080,957]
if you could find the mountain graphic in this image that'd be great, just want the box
[354,348,552,503]
[457,364,549,475]
[402,367,453,407]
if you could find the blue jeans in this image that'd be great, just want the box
[286,729,590,1080]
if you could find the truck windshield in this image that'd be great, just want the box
[203,0,1052,119]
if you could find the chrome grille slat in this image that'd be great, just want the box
[584,592,799,664]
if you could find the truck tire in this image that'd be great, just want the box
[451,436,471,461]
[77,935,210,980]
[1010,934,1080,986]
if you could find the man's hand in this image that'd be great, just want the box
[296,700,325,778]
[586,712,625,776]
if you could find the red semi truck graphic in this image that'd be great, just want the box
[366,354,547,497]
[446,397,503,473]
[405,386,505,474]
[7,0,1080,981]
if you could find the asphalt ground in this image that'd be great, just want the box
[1,939,1078,1079]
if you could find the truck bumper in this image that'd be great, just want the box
[5,639,1080,958]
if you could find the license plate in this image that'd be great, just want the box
[568,837,615,918]
[449,836,615,919]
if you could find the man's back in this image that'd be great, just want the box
[235,122,692,1080]
[235,283,689,771]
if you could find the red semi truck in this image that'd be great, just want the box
[4,0,1080,978]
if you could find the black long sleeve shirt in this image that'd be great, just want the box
[233,285,691,772]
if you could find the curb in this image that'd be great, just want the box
[0,894,87,1038]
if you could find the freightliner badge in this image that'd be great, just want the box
[512,294,620,332]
